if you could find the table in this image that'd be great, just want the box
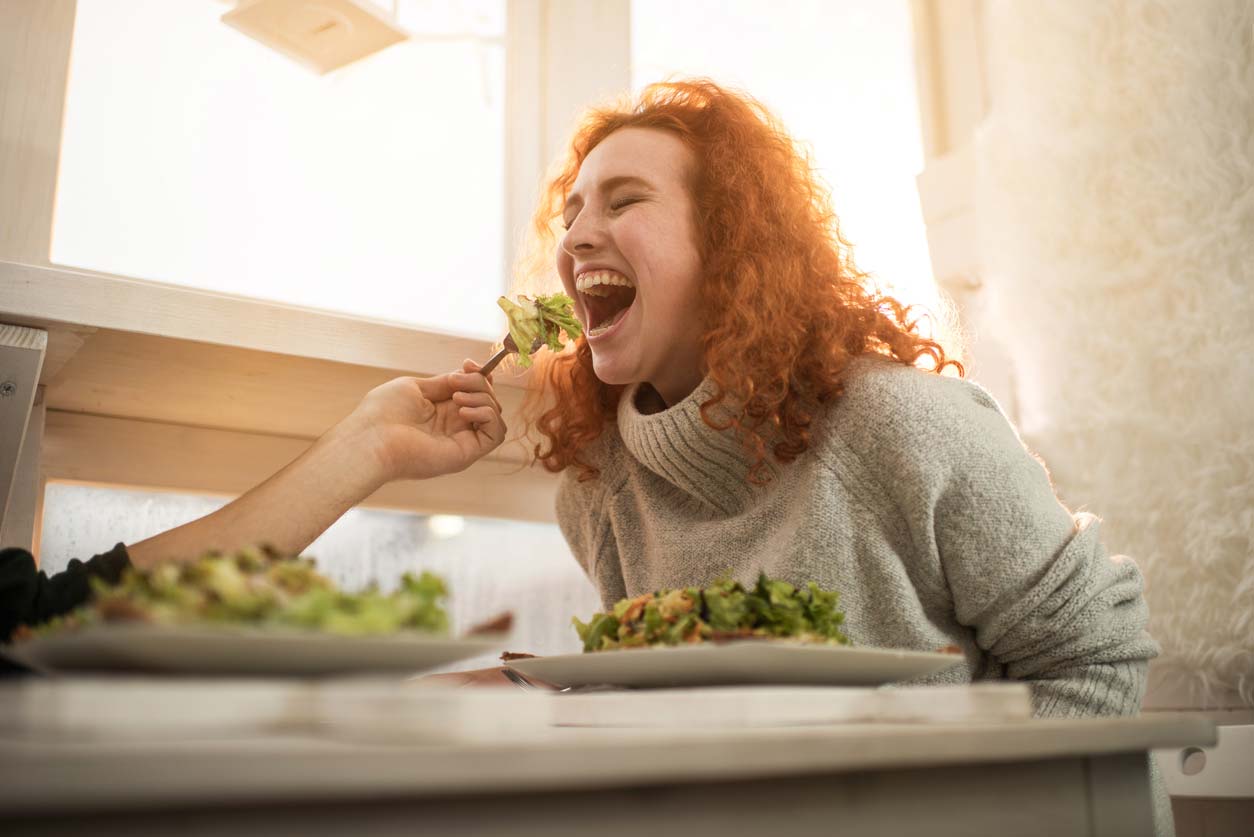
[0,704,1215,837]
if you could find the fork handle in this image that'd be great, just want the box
[478,345,511,377]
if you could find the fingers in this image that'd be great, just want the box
[416,367,486,396]
[414,361,503,415]
[463,357,491,382]
[451,380,505,447]
[448,362,502,412]
[468,405,506,446]
[448,368,495,395]
[458,405,499,426]
[451,390,496,410]
[414,374,454,403]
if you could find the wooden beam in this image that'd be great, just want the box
[41,326,536,465]
[42,410,558,523]
[37,324,93,385]
[0,0,76,264]
[0,261,498,382]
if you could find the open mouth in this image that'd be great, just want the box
[576,270,637,337]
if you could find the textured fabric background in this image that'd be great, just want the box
[977,0,1254,706]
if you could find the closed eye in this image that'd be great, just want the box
[610,196,642,211]
[562,195,643,229]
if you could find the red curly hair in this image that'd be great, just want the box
[522,79,962,483]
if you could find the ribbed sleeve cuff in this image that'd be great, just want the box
[1030,660,1149,718]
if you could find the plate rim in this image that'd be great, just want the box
[506,640,962,670]
[1,622,506,675]
[504,641,964,688]
[10,622,504,648]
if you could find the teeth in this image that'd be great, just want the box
[575,270,635,294]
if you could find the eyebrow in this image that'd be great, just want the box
[563,175,657,216]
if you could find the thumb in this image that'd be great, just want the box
[413,390,437,424]
[464,357,493,384]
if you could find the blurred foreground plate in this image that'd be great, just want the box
[507,641,962,689]
[2,624,503,677]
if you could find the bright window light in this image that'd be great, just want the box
[52,0,506,338]
[426,513,466,540]
[631,0,939,316]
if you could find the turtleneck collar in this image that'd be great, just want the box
[615,377,773,514]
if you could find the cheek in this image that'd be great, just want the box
[555,250,576,295]
[628,220,701,304]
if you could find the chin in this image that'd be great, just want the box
[590,354,640,388]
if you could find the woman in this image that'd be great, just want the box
[523,79,1169,833]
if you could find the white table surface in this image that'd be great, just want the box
[0,709,1214,811]
[0,678,1216,837]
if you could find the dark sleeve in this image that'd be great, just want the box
[0,544,131,643]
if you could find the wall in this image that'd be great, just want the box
[976,0,1254,708]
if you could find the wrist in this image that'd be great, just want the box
[318,416,395,494]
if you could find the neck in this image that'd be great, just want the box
[648,363,705,410]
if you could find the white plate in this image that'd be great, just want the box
[2,624,504,677]
[507,642,962,689]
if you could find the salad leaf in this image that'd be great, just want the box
[497,292,583,368]
[572,612,621,651]
[572,573,849,652]
[28,546,450,639]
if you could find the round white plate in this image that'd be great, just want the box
[3,624,504,677]
[507,641,962,689]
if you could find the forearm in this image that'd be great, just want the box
[127,425,385,569]
[1028,659,1149,719]
[124,369,504,569]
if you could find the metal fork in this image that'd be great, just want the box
[501,666,549,691]
[479,334,544,377]
[500,667,613,694]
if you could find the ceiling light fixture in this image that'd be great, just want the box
[222,0,408,75]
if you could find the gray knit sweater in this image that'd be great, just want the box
[556,356,1171,834]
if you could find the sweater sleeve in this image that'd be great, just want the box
[847,368,1159,718]
[0,544,132,642]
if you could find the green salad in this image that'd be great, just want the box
[573,574,849,652]
[30,546,449,638]
[497,292,583,367]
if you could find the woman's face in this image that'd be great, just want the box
[557,127,705,407]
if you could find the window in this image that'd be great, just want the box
[631,0,939,315]
[52,0,507,338]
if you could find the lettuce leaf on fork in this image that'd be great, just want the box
[497,293,583,368]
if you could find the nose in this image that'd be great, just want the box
[561,208,605,255]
